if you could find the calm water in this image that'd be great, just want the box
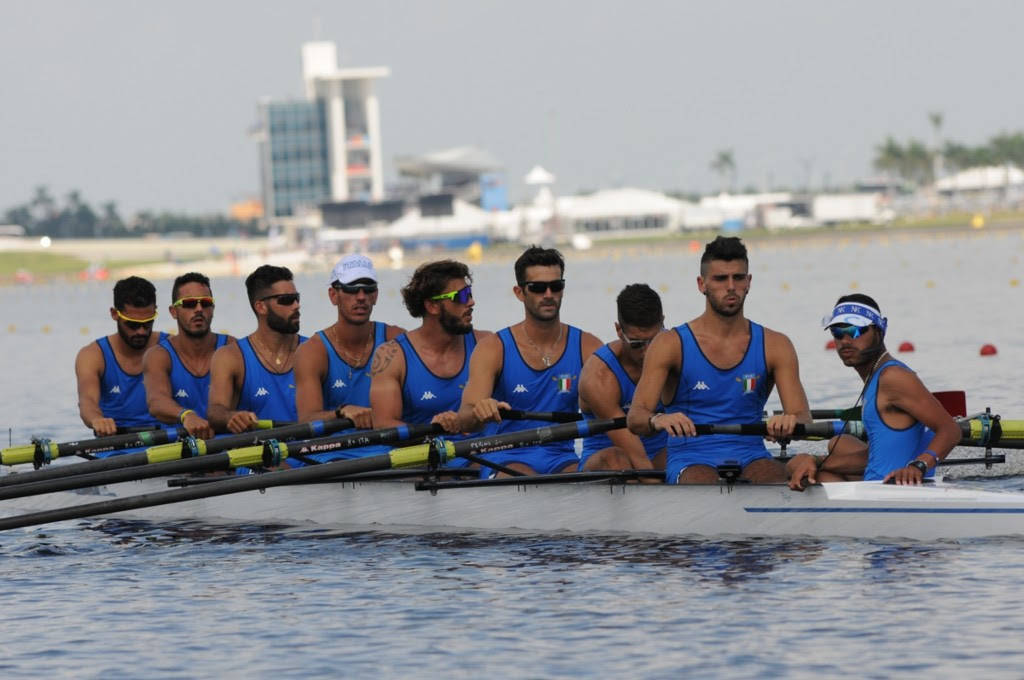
[1,230,1024,678]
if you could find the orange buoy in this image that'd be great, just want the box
[898,341,915,352]
[980,344,998,356]
[825,339,836,350]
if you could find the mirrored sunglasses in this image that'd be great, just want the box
[430,285,472,304]
[173,296,215,309]
[829,324,868,340]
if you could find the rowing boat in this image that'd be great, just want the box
[6,473,1024,541]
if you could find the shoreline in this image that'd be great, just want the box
[2,220,1022,285]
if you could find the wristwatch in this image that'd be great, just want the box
[908,460,928,475]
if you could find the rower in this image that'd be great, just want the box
[75,276,168,438]
[142,272,235,440]
[457,246,603,476]
[293,252,404,433]
[627,236,812,484]
[207,265,306,433]
[369,260,491,466]
[786,294,961,489]
[577,284,666,480]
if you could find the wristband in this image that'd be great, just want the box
[648,413,662,431]
[334,404,345,419]
[908,460,928,475]
[919,449,939,465]
[178,408,195,425]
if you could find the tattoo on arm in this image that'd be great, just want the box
[369,341,399,377]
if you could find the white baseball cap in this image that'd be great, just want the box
[331,254,377,285]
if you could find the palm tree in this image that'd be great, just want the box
[928,111,944,180]
[710,149,736,193]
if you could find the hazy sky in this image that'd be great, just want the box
[2,1,1021,215]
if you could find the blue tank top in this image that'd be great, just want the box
[320,322,387,409]
[159,334,228,417]
[396,332,476,426]
[236,335,307,422]
[666,322,772,461]
[862,359,935,481]
[492,325,584,456]
[97,333,168,428]
[581,343,667,458]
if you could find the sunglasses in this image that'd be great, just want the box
[260,293,301,306]
[620,328,662,350]
[829,324,869,340]
[520,279,566,294]
[116,309,158,330]
[430,285,473,304]
[332,283,378,295]
[173,296,215,309]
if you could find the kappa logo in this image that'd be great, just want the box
[175,388,189,398]
[692,381,710,391]
[254,387,269,397]
[420,391,437,400]
[513,384,529,394]
[109,385,121,394]
[332,379,347,389]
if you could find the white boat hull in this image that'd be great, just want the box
[8,477,1024,540]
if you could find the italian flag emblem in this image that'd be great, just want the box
[555,374,573,393]
[738,374,758,393]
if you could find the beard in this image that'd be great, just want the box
[707,292,744,317]
[267,307,300,334]
[117,325,152,350]
[439,306,473,335]
[180,320,211,339]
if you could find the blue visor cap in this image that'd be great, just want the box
[822,302,887,335]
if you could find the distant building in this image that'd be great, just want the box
[256,42,389,219]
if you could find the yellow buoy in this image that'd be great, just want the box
[925,280,936,288]
[971,214,985,229]
[41,325,51,334]
[1011,278,1020,287]
[7,324,15,333]
[80,326,89,335]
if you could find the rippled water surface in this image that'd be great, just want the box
[2,230,1024,677]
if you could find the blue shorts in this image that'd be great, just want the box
[478,445,579,477]
[665,448,773,484]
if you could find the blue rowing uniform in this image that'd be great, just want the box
[236,335,307,422]
[396,332,483,468]
[862,359,935,481]
[320,322,387,409]
[160,333,228,416]
[481,325,584,475]
[97,333,168,429]
[664,322,773,483]
[301,323,388,464]
[579,343,666,468]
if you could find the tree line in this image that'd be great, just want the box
[874,129,1024,186]
[3,186,259,239]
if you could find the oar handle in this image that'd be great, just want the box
[695,421,859,439]
[498,409,583,423]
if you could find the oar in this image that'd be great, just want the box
[499,409,583,423]
[0,420,277,467]
[694,421,852,438]
[0,419,354,489]
[0,421,443,502]
[0,418,624,532]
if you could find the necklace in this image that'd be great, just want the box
[522,323,563,368]
[251,334,294,368]
[852,349,891,408]
[327,325,373,379]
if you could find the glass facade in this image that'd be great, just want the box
[266,100,330,217]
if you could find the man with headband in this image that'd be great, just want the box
[786,293,961,489]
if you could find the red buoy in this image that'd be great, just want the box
[980,344,998,356]
[898,341,915,352]
[825,339,836,350]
